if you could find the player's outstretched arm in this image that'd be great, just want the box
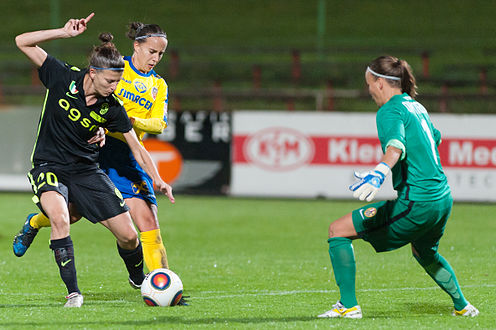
[15,13,94,67]
[123,129,175,204]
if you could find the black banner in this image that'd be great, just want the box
[146,111,231,194]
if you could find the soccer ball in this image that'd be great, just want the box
[140,268,183,306]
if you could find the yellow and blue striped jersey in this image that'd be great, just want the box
[109,56,168,143]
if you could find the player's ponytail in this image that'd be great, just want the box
[399,59,417,98]
[88,32,125,70]
[368,56,417,98]
[127,22,167,43]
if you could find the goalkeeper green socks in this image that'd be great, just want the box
[328,237,358,308]
[414,252,468,310]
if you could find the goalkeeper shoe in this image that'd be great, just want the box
[13,213,39,257]
[453,303,479,317]
[64,292,84,308]
[318,301,362,319]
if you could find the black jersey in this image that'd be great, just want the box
[32,55,132,166]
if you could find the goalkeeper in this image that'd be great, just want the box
[318,56,479,319]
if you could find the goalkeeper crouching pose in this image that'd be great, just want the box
[318,56,479,319]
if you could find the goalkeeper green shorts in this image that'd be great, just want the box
[351,194,453,253]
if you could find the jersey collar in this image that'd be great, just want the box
[124,56,154,77]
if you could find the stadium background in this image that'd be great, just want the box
[2,0,496,111]
[2,0,496,196]
[0,1,495,327]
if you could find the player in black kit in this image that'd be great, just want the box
[15,13,175,307]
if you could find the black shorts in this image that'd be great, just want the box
[28,162,129,223]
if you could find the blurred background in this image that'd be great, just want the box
[2,0,496,112]
[1,0,496,197]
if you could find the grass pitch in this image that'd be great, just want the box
[0,193,494,329]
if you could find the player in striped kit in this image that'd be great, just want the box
[318,56,479,319]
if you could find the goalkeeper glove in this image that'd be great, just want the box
[349,162,390,202]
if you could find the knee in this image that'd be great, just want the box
[49,213,70,230]
[119,232,139,250]
[327,213,355,239]
[328,222,338,238]
[135,215,159,232]
[411,245,439,267]
[328,220,348,238]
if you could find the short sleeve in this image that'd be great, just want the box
[432,126,441,146]
[106,105,133,133]
[38,55,69,89]
[376,105,406,154]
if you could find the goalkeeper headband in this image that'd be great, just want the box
[90,66,124,71]
[135,33,168,41]
[367,67,401,81]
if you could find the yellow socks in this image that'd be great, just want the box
[140,229,168,271]
[29,214,170,272]
[30,213,51,229]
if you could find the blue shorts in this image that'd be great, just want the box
[98,136,157,205]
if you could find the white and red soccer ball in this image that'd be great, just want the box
[141,268,183,307]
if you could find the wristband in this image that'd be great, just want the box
[374,162,390,177]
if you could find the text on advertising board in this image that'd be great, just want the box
[234,131,496,169]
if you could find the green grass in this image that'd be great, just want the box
[0,193,494,328]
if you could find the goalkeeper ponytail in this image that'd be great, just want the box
[368,56,418,98]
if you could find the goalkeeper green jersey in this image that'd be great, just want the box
[376,93,450,201]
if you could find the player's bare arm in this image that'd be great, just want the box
[381,146,402,168]
[122,129,175,204]
[15,13,94,67]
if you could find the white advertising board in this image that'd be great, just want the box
[231,111,496,201]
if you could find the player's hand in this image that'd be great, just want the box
[87,127,106,147]
[155,180,175,204]
[62,13,94,37]
[349,162,390,202]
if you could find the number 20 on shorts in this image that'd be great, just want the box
[28,171,58,194]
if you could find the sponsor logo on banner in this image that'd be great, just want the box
[236,135,496,169]
[243,127,315,171]
[441,139,496,168]
[143,139,183,184]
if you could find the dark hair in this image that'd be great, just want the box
[88,33,125,70]
[368,56,417,97]
[127,22,167,43]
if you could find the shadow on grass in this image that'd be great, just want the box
[404,301,451,315]
[0,303,61,308]
[360,301,451,318]
[0,316,318,327]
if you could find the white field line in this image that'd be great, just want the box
[3,284,494,300]
[193,283,496,300]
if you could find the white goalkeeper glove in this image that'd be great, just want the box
[349,162,390,202]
